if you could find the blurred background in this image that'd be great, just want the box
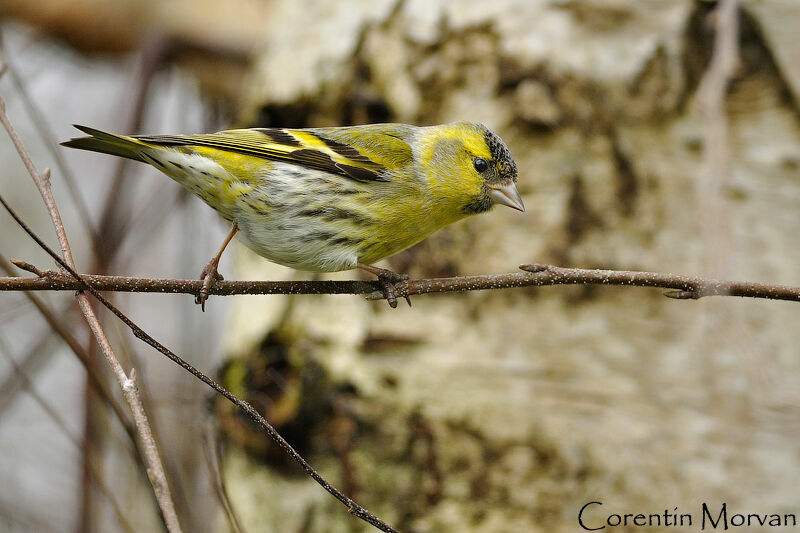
[1,0,800,532]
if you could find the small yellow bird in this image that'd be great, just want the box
[62,122,524,307]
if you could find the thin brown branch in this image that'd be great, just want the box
[0,264,798,303]
[0,97,184,533]
[0,101,398,533]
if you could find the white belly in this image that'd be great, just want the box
[146,151,370,272]
[230,162,364,272]
[234,211,360,272]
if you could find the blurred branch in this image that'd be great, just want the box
[201,429,246,533]
[0,335,137,533]
[1,263,798,303]
[94,35,171,265]
[0,325,58,416]
[0,96,184,533]
[0,35,101,253]
[697,0,739,277]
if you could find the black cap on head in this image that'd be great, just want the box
[482,128,518,183]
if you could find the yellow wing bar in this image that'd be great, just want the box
[135,127,395,183]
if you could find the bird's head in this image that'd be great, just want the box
[419,121,524,218]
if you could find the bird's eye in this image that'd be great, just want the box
[473,157,489,173]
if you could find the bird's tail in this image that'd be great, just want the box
[61,125,147,163]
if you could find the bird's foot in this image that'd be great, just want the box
[195,223,238,311]
[196,259,224,311]
[358,263,411,308]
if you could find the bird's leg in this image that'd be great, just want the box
[197,223,238,311]
[357,262,411,308]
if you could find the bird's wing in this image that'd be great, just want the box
[134,124,415,183]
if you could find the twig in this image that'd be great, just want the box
[0,264,798,303]
[0,97,184,533]
[9,258,45,277]
[0,101,398,533]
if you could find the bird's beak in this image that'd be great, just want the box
[489,182,525,212]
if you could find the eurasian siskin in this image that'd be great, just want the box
[62,121,524,307]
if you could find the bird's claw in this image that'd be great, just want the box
[376,270,411,309]
[196,262,224,311]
